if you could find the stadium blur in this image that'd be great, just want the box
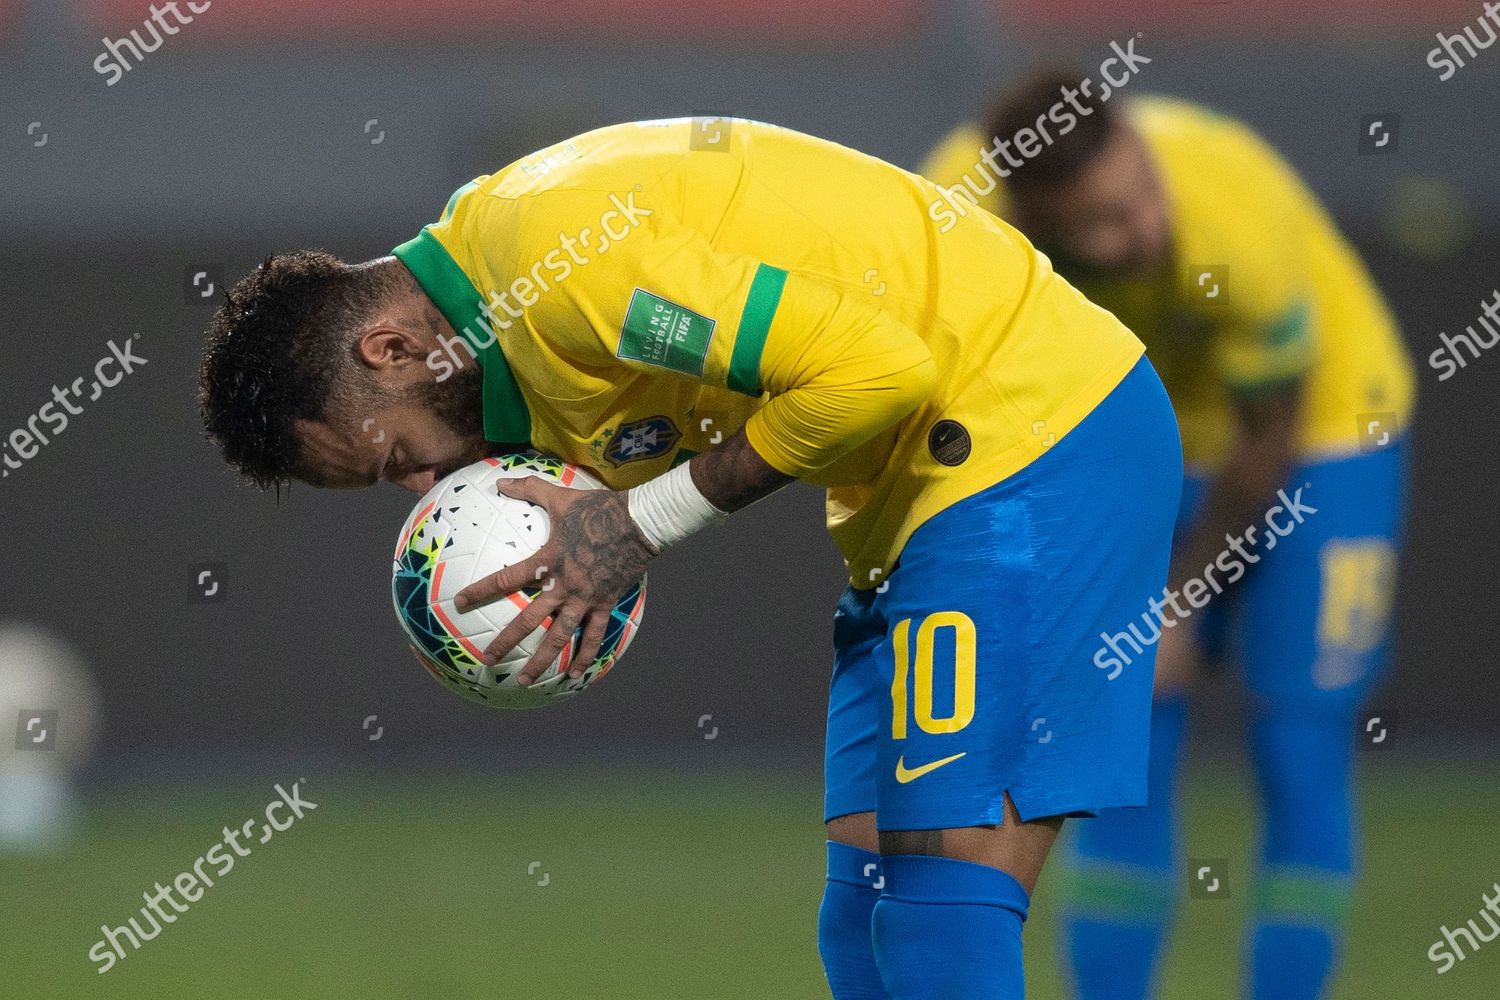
[1,0,1497,996]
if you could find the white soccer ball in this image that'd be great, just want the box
[391,453,646,709]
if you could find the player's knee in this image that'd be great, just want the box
[827,811,878,854]
[1252,713,1354,806]
[878,822,1063,895]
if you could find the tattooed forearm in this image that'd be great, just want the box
[556,491,656,595]
[689,428,795,514]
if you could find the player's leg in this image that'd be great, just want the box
[872,795,1059,1000]
[1060,694,1189,1000]
[1239,440,1407,1000]
[821,815,888,1000]
[820,587,893,999]
[868,356,1182,999]
[1059,473,1220,1000]
[1245,705,1358,1000]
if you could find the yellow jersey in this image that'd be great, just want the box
[393,118,1144,589]
[920,96,1416,469]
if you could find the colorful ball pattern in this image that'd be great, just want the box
[392,453,646,709]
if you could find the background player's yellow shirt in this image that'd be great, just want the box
[394,118,1143,588]
[921,97,1416,469]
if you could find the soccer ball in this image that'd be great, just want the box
[391,453,647,709]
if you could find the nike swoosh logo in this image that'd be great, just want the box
[894,752,967,784]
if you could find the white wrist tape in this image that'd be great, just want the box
[626,461,728,554]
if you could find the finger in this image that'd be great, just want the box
[569,609,612,679]
[517,605,584,686]
[482,591,560,667]
[455,550,555,612]
[494,475,550,503]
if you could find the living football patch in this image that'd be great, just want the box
[617,289,716,377]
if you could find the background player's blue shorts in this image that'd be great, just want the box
[824,356,1184,831]
[1182,437,1410,713]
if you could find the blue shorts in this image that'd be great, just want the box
[1181,439,1410,714]
[824,356,1184,830]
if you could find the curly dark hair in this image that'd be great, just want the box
[984,67,1120,190]
[199,251,401,490]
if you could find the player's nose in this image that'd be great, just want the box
[394,467,439,494]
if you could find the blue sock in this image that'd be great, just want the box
[871,854,1029,999]
[1248,711,1356,1000]
[1061,695,1187,1000]
[819,841,890,1000]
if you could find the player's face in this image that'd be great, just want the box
[1013,126,1172,276]
[294,364,489,493]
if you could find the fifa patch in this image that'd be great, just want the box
[618,289,716,377]
[605,415,682,466]
[928,419,971,466]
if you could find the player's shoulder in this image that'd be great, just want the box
[917,121,1012,219]
[919,122,989,182]
[1131,95,1291,180]
[434,124,671,251]
[484,125,651,200]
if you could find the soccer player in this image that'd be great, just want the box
[921,76,1415,999]
[199,117,1182,999]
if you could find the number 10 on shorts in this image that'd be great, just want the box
[890,611,977,739]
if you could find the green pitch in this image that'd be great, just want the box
[4,763,1493,998]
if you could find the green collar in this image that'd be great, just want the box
[391,228,532,444]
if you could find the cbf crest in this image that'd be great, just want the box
[603,415,681,466]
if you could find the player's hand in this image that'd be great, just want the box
[453,475,655,686]
[1151,625,1202,699]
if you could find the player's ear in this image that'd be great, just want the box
[354,324,426,371]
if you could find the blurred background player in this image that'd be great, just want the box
[921,72,1415,1000]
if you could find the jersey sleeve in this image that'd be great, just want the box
[1213,298,1314,395]
[481,189,938,479]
